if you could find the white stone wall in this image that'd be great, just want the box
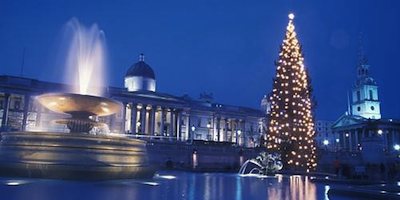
[124,76,156,92]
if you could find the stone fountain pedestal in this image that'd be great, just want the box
[0,93,155,180]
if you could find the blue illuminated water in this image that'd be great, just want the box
[0,171,355,200]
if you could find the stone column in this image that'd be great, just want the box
[176,111,182,141]
[355,129,359,151]
[242,120,246,147]
[216,117,221,142]
[350,130,354,151]
[121,102,127,133]
[160,108,165,136]
[130,103,137,134]
[212,117,217,141]
[1,93,10,128]
[184,113,190,141]
[140,106,146,134]
[387,129,391,150]
[234,120,239,145]
[150,106,156,136]
[21,94,30,131]
[225,119,229,142]
[169,109,173,138]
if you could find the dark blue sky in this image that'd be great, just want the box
[1,0,400,120]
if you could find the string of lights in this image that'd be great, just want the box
[266,13,317,172]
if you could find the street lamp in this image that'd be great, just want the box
[335,138,340,152]
[206,123,211,141]
[323,139,329,150]
[394,144,400,151]
[237,130,242,146]
[378,129,383,135]
[191,125,196,142]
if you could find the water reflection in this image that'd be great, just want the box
[0,171,327,200]
[236,176,242,200]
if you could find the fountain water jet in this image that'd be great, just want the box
[239,152,283,176]
[64,18,107,96]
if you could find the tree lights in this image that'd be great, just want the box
[266,13,317,171]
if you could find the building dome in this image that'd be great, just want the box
[125,58,155,79]
[124,54,156,92]
[125,61,156,79]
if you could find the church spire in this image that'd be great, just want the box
[357,33,368,67]
[351,33,381,119]
[355,33,375,86]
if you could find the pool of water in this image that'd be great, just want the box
[0,171,355,200]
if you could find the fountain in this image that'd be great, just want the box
[239,152,283,176]
[0,19,155,180]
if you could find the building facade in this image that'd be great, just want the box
[0,55,266,148]
[314,120,335,151]
[331,55,400,157]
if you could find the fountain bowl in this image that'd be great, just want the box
[36,93,122,117]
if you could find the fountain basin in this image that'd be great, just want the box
[0,131,155,180]
[36,93,122,117]
[36,93,123,133]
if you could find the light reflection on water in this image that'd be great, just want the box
[0,171,330,200]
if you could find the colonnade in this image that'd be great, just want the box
[122,102,253,146]
[337,127,400,152]
[0,93,31,131]
[124,103,187,141]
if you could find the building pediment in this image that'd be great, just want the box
[332,114,365,129]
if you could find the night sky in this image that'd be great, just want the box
[1,0,400,121]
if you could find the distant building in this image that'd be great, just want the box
[314,120,335,151]
[0,54,266,148]
[331,54,400,159]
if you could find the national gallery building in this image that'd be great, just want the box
[0,55,266,148]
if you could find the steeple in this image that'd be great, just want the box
[350,35,381,119]
[355,34,376,87]
[356,34,370,81]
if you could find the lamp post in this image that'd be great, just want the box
[191,125,196,143]
[207,122,211,141]
[335,138,340,152]
[323,139,329,151]
[394,144,400,159]
[237,130,242,146]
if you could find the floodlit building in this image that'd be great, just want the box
[314,120,335,151]
[331,55,400,160]
[0,54,266,148]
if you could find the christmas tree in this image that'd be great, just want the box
[266,13,317,171]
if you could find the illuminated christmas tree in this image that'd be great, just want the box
[266,13,317,171]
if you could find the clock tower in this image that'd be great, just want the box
[351,55,381,119]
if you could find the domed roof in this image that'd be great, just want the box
[125,54,155,79]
